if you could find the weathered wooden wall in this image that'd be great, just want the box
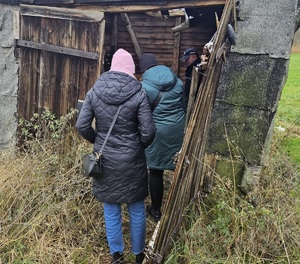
[17,5,221,124]
[18,6,105,122]
[103,7,221,81]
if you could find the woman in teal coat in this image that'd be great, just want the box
[140,53,186,221]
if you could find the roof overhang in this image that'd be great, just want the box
[0,0,225,10]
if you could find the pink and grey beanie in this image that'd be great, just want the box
[110,48,135,78]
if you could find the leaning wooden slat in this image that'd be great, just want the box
[121,13,142,58]
[150,1,234,263]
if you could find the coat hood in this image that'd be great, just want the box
[141,65,177,92]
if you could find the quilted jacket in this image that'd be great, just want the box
[141,65,186,170]
[76,70,156,204]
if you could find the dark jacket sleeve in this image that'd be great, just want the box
[138,92,156,148]
[75,91,96,144]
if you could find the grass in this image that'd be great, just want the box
[275,53,300,166]
[276,54,300,125]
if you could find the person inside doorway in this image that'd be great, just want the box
[180,48,201,108]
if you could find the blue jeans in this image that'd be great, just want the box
[103,200,146,255]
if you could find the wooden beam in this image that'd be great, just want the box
[15,39,99,60]
[77,1,225,13]
[172,17,182,75]
[185,67,199,128]
[0,0,225,8]
[121,13,142,58]
[20,4,104,22]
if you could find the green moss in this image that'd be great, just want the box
[209,105,269,163]
[215,158,245,186]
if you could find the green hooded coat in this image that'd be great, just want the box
[142,65,186,170]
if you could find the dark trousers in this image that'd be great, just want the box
[149,169,164,210]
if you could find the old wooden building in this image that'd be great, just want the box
[11,1,225,122]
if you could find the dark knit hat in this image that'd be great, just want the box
[139,53,158,73]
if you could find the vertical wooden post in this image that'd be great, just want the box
[172,17,182,75]
[97,19,106,77]
[111,14,118,54]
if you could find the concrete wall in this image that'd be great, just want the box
[0,4,19,149]
[208,0,298,171]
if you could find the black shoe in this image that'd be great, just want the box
[111,252,124,264]
[146,205,161,222]
[135,251,145,264]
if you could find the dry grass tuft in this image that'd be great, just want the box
[0,111,110,263]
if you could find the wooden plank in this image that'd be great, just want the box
[185,67,199,128]
[15,39,99,60]
[18,48,40,120]
[121,13,142,58]
[0,0,225,7]
[201,153,218,193]
[20,4,104,22]
[76,0,165,3]
[13,11,20,40]
[76,1,225,13]
[172,17,181,75]
[118,35,176,46]
[97,19,106,77]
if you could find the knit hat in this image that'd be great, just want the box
[180,48,199,61]
[110,48,135,78]
[139,53,158,73]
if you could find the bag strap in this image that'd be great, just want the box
[99,105,121,153]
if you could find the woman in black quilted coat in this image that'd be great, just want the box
[76,48,156,264]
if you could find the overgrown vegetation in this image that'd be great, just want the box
[165,141,300,263]
[0,55,299,263]
[0,110,155,264]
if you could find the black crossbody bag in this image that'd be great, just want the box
[82,105,121,177]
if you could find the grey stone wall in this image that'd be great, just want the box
[0,4,19,149]
[208,0,299,165]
